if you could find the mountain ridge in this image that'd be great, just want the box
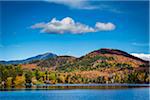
[0,48,149,65]
[27,48,149,72]
[90,48,148,63]
[0,52,57,64]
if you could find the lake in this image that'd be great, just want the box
[0,87,149,100]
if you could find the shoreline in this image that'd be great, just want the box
[1,84,150,91]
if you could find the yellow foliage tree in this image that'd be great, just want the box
[137,73,145,82]
[6,77,13,87]
[58,75,66,83]
[14,76,25,86]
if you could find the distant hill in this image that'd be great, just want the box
[37,56,76,68]
[55,48,149,72]
[0,48,149,69]
[20,48,148,72]
[0,52,57,64]
[90,48,148,63]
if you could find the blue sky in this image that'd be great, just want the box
[0,0,149,60]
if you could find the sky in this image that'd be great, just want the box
[0,0,149,61]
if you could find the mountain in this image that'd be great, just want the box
[37,55,76,68]
[1,48,149,84]
[24,48,149,72]
[54,48,149,72]
[0,52,57,64]
[91,48,148,62]
[0,48,149,69]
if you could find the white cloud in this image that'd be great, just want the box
[45,0,99,10]
[132,42,149,47]
[45,0,122,13]
[31,17,116,34]
[95,22,116,31]
[131,53,150,61]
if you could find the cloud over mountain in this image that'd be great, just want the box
[31,17,116,34]
[131,53,150,61]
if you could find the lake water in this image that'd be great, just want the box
[0,87,149,100]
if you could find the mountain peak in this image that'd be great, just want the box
[92,48,128,55]
[91,48,147,63]
[0,52,57,65]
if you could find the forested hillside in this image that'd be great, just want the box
[0,48,149,88]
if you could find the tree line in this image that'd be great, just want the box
[0,64,149,88]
